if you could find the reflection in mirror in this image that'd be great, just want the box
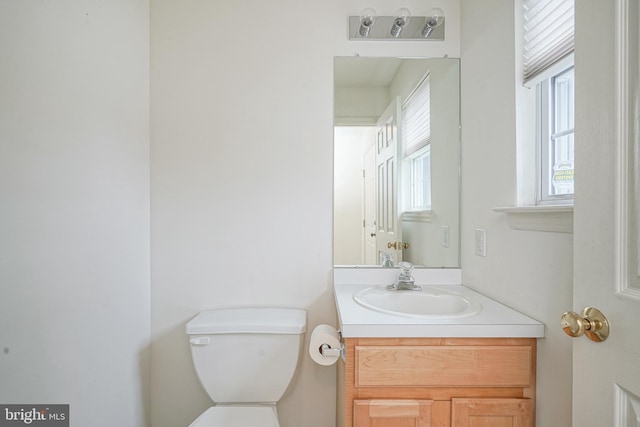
[333,57,460,268]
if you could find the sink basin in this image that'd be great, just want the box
[353,286,482,319]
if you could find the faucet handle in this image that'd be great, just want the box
[390,262,419,291]
[399,262,413,276]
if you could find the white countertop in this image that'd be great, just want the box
[333,268,545,338]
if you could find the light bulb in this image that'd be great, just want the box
[359,8,377,37]
[390,8,411,38]
[421,7,445,38]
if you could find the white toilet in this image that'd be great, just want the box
[185,307,307,427]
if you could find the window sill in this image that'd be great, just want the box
[493,205,573,233]
[401,210,432,223]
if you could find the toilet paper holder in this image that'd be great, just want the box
[310,325,345,365]
[319,343,341,357]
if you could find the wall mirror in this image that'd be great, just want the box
[334,57,460,268]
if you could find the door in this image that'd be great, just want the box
[363,140,377,265]
[375,98,402,265]
[571,0,640,425]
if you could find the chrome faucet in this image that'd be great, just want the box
[380,252,394,268]
[386,262,421,291]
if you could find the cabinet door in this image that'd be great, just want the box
[354,399,432,427]
[452,398,533,427]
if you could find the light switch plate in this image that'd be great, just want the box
[475,229,486,257]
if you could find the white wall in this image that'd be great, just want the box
[150,1,460,426]
[460,1,573,426]
[0,1,151,426]
[334,86,389,125]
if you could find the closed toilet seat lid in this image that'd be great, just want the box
[189,406,279,427]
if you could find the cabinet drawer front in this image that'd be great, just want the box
[354,400,433,427]
[355,345,532,387]
[451,398,533,427]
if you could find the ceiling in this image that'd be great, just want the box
[334,57,402,86]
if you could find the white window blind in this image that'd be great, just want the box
[401,74,431,158]
[523,0,574,84]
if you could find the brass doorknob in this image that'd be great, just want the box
[387,241,409,249]
[561,307,610,342]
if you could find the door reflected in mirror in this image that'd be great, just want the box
[334,57,460,268]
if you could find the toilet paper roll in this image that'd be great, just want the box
[309,324,341,366]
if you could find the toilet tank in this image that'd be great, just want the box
[186,308,307,404]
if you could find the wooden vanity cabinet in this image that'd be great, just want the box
[338,337,536,427]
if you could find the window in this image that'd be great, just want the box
[497,0,574,231]
[407,146,432,210]
[523,0,575,205]
[539,66,574,203]
[401,73,432,212]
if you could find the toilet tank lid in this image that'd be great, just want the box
[185,308,307,335]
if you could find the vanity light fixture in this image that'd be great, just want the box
[390,8,411,38]
[348,7,445,41]
[359,8,377,37]
[421,7,445,38]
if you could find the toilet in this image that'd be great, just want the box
[185,307,307,426]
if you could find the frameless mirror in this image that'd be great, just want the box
[334,57,460,268]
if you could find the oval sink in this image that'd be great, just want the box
[353,286,482,319]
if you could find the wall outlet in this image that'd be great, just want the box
[475,228,486,257]
[442,225,449,248]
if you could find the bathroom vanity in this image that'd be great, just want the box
[333,268,544,427]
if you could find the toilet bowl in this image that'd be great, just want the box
[185,307,307,427]
[188,406,278,427]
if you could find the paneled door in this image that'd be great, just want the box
[363,141,377,265]
[571,0,640,425]
[375,98,402,265]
